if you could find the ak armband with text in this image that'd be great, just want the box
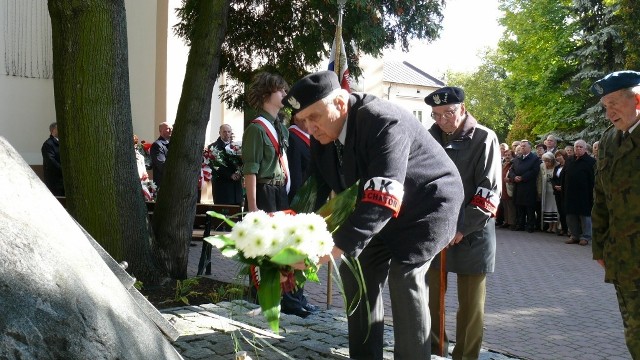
[362,177,404,217]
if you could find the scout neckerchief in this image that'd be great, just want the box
[288,125,310,148]
[251,117,291,193]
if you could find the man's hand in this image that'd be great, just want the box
[447,232,464,248]
[231,172,241,181]
[596,259,605,268]
[318,246,343,265]
[515,176,523,183]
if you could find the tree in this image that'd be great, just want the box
[48,0,166,284]
[215,0,447,110]
[446,49,515,141]
[153,0,230,279]
[497,0,579,142]
[567,0,624,141]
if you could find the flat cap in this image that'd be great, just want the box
[424,86,465,107]
[282,71,340,113]
[591,70,640,97]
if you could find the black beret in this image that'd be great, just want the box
[591,71,640,97]
[424,86,465,107]
[282,71,340,113]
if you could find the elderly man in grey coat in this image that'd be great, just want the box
[425,86,502,360]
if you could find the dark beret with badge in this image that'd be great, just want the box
[424,86,465,107]
[282,70,341,113]
[591,70,640,97]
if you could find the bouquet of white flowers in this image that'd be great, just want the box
[206,179,361,333]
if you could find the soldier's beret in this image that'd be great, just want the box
[282,71,340,113]
[591,71,640,97]
[424,86,465,107]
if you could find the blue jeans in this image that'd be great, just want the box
[566,214,592,241]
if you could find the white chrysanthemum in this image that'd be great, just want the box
[282,213,334,259]
[230,211,275,257]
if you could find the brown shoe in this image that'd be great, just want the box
[579,239,588,246]
[565,237,579,244]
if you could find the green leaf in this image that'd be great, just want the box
[203,234,232,249]
[269,247,307,266]
[257,267,282,333]
[206,210,238,228]
[289,176,319,214]
[318,181,359,232]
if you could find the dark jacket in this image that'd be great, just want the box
[211,138,243,205]
[286,126,310,202]
[311,93,464,264]
[150,137,169,188]
[563,154,595,216]
[41,135,64,196]
[508,152,540,207]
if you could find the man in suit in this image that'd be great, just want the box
[282,71,464,360]
[591,70,640,358]
[41,122,64,196]
[150,122,172,188]
[424,86,501,359]
[210,124,242,205]
[508,140,540,232]
[562,139,595,246]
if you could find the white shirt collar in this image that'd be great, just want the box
[628,120,640,134]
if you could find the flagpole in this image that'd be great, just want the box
[326,0,347,311]
[334,0,346,78]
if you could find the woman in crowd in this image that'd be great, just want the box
[551,149,569,236]
[501,150,517,229]
[538,152,559,233]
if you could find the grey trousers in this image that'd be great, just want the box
[340,235,432,360]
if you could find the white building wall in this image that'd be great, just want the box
[0,0,159,164]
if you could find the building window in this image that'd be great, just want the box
[413,110,423,122]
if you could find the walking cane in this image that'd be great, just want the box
[439,248,447,357]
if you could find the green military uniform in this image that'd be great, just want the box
[592,124,640,358]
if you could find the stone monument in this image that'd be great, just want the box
[0,137,183,359]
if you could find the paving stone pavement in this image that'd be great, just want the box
[171,226,631,359]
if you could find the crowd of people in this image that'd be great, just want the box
[40,70,639,360]
[498,135,597,246]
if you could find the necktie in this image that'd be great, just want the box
[623,131,630,140]
[334,140,344,166]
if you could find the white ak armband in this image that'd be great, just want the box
[362,177,404,217]
[470,186,499,216]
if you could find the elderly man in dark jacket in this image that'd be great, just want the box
[562,139,595,245]
[283,71,464,360]
[425,86,502,359]
[509,140,540,232]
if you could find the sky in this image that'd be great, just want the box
[384,0,504,79]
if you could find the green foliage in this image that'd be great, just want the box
[207,283,246,303]
[497,0,578,137]
[445,49,515,141]
[171,278,202,305]
[134,280,143,290]
[174,0,447,110]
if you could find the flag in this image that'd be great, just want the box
[328,35,351,92]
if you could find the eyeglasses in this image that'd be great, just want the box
[431,107,459,121]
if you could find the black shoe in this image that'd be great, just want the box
[303,303,320,313]
[512,226,524,231]
[281,306,311,318]
[527,228,535,233]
